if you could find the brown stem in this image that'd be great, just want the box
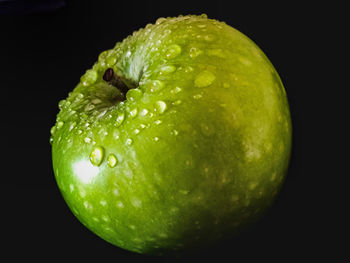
[103,68,132,99]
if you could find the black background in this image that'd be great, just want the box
[0,0,342,261]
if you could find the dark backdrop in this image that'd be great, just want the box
[0,0,341,261]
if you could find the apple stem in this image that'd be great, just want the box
[103,68,135,99]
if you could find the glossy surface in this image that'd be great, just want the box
[51,15,292,255]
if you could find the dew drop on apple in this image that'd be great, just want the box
[113,130,120,140]
[193,94,202,99]
[115,112,125,127]
[126,88,143,102]
[165,44,181,59]
[69,122,76,131]
[106,56,117,67]
[125,138,133,146]
[159,65,176,75]
[189,47,202,58]
[194,70,216,88]
[91,98,102,104]
[56,121,64,129]
[50,126,56,136]
[84,103,95,111]
[107,154,118,168]
[155,101,167,114]
[129,108,138,118]
[139,109,149,117]
[170,87,182,94]
[184,66,194,73]
[204,35,214,41]
[156,17,166,25]
[81,69,98,86]
[147,80,164,93]
[58,99,66,109]
[90,146,104,166]
[84,137,92,144]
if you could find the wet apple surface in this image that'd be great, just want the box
[50,14,292,255]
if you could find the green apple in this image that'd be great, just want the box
[50,14,292,255]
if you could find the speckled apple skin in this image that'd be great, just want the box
[51,14,292,255]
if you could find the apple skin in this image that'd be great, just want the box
[51,15,292,255]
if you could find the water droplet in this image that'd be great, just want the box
[200,14,208,18]
[189,47,202,58]
[106,56,117,67]
[171,87,182,94]
[153,137,159,142]
[194,70,216,87]
[204,35,214,41]
[184,66,194,73]
[81,69,97,86]
[77,129,82,134]
[49,136,54,144]
[159,65,176,75]
[115,112,125,127]
[107,154,118,168]
[113,130,120,140]
[126,89,143,101]
[91,98,102,104]
[129,108,138,118]
[90,146,104,166]
[56,121,64,129]
[125,50,132,57]
[208,49,225,58]
[140,109,149,116]
[84,103,95,111]
[155,101,167,114]
[179,190,189,195]
[163,29,171,36]
[154,120,162,125]
[239,57,252,66]
[131,198,142,207]
[165,44,181,59]
[97,110,107,119]
[172,130,179,136]
[69,122,76,131]
[146,80,164,93]
[172,100,182,105]
[84,137,92,144]
[193,94,202,99]
[156,17,166,25]
[139,124,146,129]
[125,138,133,146]
[50,126,56,135]
[133,129,140,134]
[58,99,66,109]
